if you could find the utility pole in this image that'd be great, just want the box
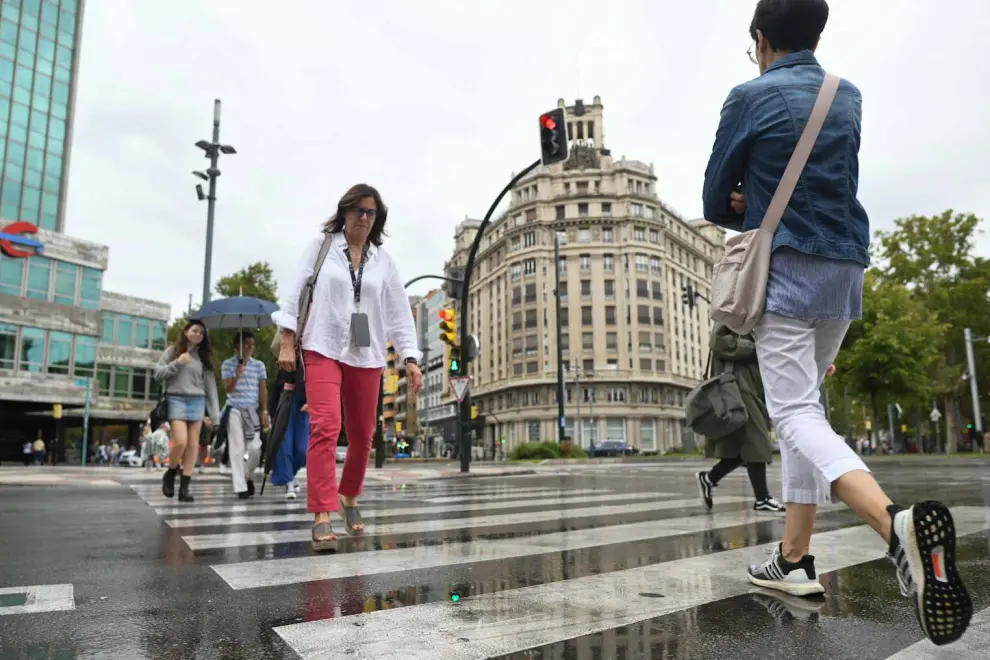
[575,359,581,448]
[843,384,853,448]
[193,99,236,306]
[554,231,566,443]
[964,327,983,441]
[420,342,430,458]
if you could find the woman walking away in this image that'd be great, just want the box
[154,319,220,502]
[274,183,423,552]
[269,370,309,500]
[697,323,785,513]
[702,0,970,646]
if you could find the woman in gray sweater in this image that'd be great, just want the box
[154,319,220,502]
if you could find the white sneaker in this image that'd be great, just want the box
[888,501,972,646]
[747,543,825,597]
[285,486,297,500]
[291,480,301,493]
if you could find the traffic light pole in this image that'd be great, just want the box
[457,158,542,473]
[554,232,566,443]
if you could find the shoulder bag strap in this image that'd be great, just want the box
[759,73,840,235]
[294,230,334,341]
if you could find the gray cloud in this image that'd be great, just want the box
[63,0,990,317]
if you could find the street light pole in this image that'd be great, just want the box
[456,159,542,473]
[194,99,236,306]
[964,327,983,442]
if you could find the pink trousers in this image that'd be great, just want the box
[302,351,381,513]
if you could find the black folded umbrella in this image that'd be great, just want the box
[259,368,300,495]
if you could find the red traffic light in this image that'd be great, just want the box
[540,114,556,131]
[438,308,455,322]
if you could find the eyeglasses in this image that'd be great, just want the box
[350,207,378,219]
[747,44,758,65]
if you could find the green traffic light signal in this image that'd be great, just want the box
[449,358,459,373]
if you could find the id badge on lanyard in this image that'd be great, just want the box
[347,244,372,348]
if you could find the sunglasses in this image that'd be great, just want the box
[350,207,378,219]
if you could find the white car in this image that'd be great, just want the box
[118,449,144,468]
[336,446,348,463]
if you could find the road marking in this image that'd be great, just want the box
[273,507,990,660]
[182,496,753,550]
[0,584,74,616]
[213,508,797,590]
[152,488,612,516]
[165,491,673,528]
[884,607,990,658]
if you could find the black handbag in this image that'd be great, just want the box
[149,386,168,429]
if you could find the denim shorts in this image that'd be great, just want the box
[167,394,206,422]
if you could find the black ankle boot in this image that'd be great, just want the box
[162,467,178,498]
[178,475,195,502]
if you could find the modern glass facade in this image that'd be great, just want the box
[0,249,101,306]
[0,0,80,232]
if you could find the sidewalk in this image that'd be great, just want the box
[0,462,538,488]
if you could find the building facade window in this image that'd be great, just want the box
[46,330,71,374]
[0,322,15,370]
[19,327,45,372]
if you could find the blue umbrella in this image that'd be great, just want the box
[191,296,279,330]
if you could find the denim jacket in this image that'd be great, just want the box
[702,51,870,265]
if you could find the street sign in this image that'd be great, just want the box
[895,403,903,415]
[930,408,942,423]
[450,376,471,403]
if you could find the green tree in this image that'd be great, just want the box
[875,210,990,445]
[833,270,945,441]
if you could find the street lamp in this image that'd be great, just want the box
[193,98,237,305]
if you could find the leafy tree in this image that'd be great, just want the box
[875,211,990,443]
[833,271,945,441]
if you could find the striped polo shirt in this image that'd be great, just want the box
[765,247,866,321]
[221,356,267,409]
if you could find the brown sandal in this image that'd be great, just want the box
[339,497,365,536]
[311,520,337,552]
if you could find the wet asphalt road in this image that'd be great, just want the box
[1,459,989,659]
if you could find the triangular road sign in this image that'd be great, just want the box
[449,376,471,403]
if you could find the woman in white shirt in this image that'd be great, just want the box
[274,184,423,552]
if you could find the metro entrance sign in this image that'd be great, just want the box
[0,222,43,258]
[449,376,471,403]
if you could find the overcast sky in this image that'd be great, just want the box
[64,0,990,319]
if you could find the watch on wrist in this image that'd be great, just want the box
[404,358,417,367]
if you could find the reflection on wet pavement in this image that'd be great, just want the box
[1,460,988,659]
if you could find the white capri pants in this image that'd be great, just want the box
[753,312,870,505]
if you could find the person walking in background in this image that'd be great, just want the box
[702,0,970,645]
[274,183,423,552]
[22,440,31,466]
[220,331,269,499]
[150,422,170,469]
[31,432,45,465]
[154,319,220,503]
[697,323,785,513]
[269,370,309,500]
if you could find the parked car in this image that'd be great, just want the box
[336,445,348,463]
[591,441,638,458]
[118,449,144,468]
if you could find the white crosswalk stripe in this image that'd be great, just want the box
[128,465,989,659]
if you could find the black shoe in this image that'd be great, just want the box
[747,543,825,597]
[246,479,255,497]
[178,475,195,503]
[888,502,972,646]
[754,497,787,512]
[697,471,713,511]
[162,467,178,498]
[238,491,252,500]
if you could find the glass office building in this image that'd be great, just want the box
[0,1,174,464]
[0,0,81,233]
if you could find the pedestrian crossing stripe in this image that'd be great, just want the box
[180,496,756,551]
[163,491,676,529]
[211,509,800,590]
[271,507,990,660]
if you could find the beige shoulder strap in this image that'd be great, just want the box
[760,73,840,234]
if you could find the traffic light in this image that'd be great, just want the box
[681,283,696,309]
[539,108,568,166]
[438,308,456,345]
[448,345,462,375]
[395,421,402,434]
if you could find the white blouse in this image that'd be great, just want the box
[272,231,421,368]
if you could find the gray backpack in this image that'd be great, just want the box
[684,351,748,440]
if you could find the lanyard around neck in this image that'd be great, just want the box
[345,243,370,304]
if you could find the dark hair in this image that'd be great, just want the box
[172,319,214,372]
[749,0,829,53]
[233,330,255,348]
[322,183,389,246]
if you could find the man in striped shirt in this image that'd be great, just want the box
[221,332,269,498]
